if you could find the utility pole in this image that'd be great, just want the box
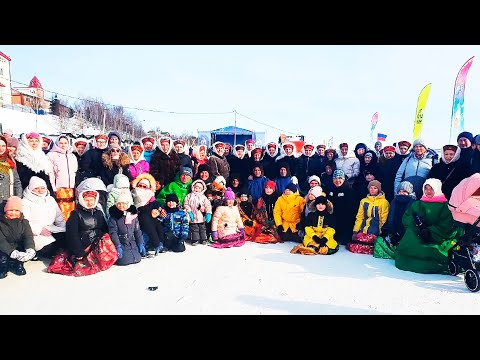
[234,110,237,146]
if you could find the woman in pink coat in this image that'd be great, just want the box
[47,134,78,220]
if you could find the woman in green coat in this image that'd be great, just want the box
[395,178,463,274]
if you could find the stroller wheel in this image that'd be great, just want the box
[464,269,480,292]
[448,261,459,276]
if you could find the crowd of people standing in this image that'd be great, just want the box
[1,127,480,279]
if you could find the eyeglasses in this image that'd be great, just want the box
[111,149,121,153]
[136,183,150,189]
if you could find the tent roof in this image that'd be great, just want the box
[211,126,252,135]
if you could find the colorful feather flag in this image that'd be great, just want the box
[412,83,432,141]
[370,112,379,143]
[449,56,474,143]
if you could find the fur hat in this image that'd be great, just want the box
[197,164,211,174]
[28,176,47,191]
[368,180,382,193]
[285,183,297,193]
[398,180,414,195]
[95,134,108,142]
[316,144,326,149]
[251,148,263,156]
[383,145,396,153]
[224,187,235,200]
[245,139,255,145]
[4,196,22,212]
[265,180,276,191]
[308,175,321,185]
[173,139,186,147]
[141,136,155,145]
[267,143,277,149]
[165,193,179,204]
[339,142,348,149]
[235,144,245,151]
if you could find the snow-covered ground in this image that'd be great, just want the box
[1,241,480,315]
[0,107,99,136]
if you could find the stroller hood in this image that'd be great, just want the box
[449,173,480,226]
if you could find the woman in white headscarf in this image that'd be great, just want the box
[22,176,66,259]
[15,132,54,195]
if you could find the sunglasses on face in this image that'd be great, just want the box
[111,149,121,153]
[136,183,150,189]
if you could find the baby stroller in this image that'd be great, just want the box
[447,173,480,292]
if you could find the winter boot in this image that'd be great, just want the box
[0,253,8,279]
[154,242,167,255]
[8,258,26,276]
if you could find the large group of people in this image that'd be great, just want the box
[1,127,480,280]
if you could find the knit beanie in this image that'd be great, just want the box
[398,180,414,195]
[6,137,18,148]
[265,180,276,191]
[308,185,323,198]
[180,166,193,178]
[28,176,47,190]
[475,135,480,145]
[224,187,235,200]
[285,182,297,193]
[116,192,133,207]
[457,131,474,143]
[368,180,382,193]
[333,169,346,180]
[412,138,427,148]
[4,196,23,212]
[165,193,179,204]
[308,175,321,185]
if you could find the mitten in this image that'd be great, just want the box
[21,248,36,262]
[291,176,298,185]
[245,220,254,227]
[116,245,123,259]
[277,224,284,233]
[188,212,195,222]
[239,228,245,237]
[205,213,212,223]
[211,231,219,240]
[138,243,147,257]
[10,250,23,260]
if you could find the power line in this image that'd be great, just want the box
[7,78,298,136]
[236,111,297,135]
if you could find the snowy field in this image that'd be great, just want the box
[1,241,480,315]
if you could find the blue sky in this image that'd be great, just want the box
[1,45,480,149]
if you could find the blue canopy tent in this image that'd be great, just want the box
[210,126,253,147]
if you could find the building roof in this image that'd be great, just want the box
[29,76,42,89]
[0,51,11,61]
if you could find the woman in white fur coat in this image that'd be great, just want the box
[22,176,66,259]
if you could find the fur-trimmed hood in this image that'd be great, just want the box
[108,204,138,220]
[131,172,156,190]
